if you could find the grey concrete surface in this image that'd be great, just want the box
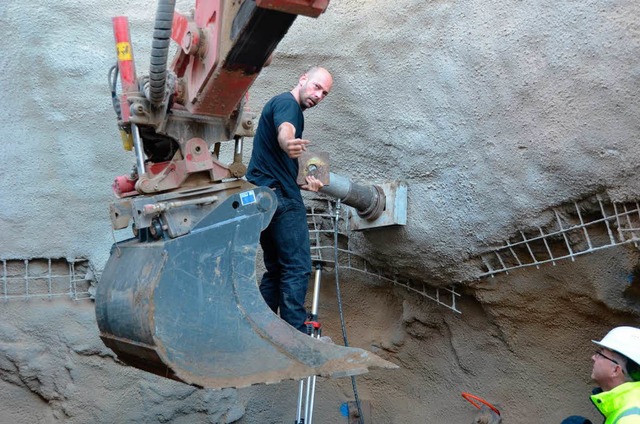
[3,0,639,276]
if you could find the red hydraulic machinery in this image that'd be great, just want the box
[96,0,395,389]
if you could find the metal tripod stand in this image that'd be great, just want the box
[295,262,323,424]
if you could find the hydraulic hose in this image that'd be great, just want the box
[148,0,176,109]
[108,64,121,120]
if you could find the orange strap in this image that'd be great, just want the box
[461,392,501,416]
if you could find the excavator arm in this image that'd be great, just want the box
[96,0,395,389]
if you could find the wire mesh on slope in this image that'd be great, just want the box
[0,258,96,301]
[479,194,640,278]
[308,200,461,313]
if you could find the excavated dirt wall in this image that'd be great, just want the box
[3,242,634,423]
[237,242,640,423]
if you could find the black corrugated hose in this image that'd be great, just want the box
[149,0,176,109]
[108,64,121,120]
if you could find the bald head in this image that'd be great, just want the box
[306,66,332,80]
[293,66,333,110]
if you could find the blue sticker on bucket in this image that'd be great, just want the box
[240,190,256,206]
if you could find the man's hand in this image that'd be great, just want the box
[277,123,309,158]
[284,138,310,159]
[301,175,324,192]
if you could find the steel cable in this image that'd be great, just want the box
[333,201,364,424]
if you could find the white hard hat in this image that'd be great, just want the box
[593,326,640,365]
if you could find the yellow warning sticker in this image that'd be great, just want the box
[116,42,132,61]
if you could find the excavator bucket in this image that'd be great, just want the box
[95,186,396,388]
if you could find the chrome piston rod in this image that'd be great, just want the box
[319,173,386,221]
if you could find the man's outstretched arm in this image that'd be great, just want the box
[277,122,323,192]
[277,122,309,159]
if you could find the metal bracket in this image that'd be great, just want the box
[350,181,407,231]
[297,151,330,186]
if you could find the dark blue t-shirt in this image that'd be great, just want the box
[247,92,305,200]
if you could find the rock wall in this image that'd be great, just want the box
[0,299,243,423]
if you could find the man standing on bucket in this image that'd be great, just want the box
[246,66,333,332]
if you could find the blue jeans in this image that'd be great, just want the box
[259,189,311,332]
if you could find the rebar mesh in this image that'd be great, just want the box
[1,258,97,301]
[479,194,640,278]
[307,200,461,313]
